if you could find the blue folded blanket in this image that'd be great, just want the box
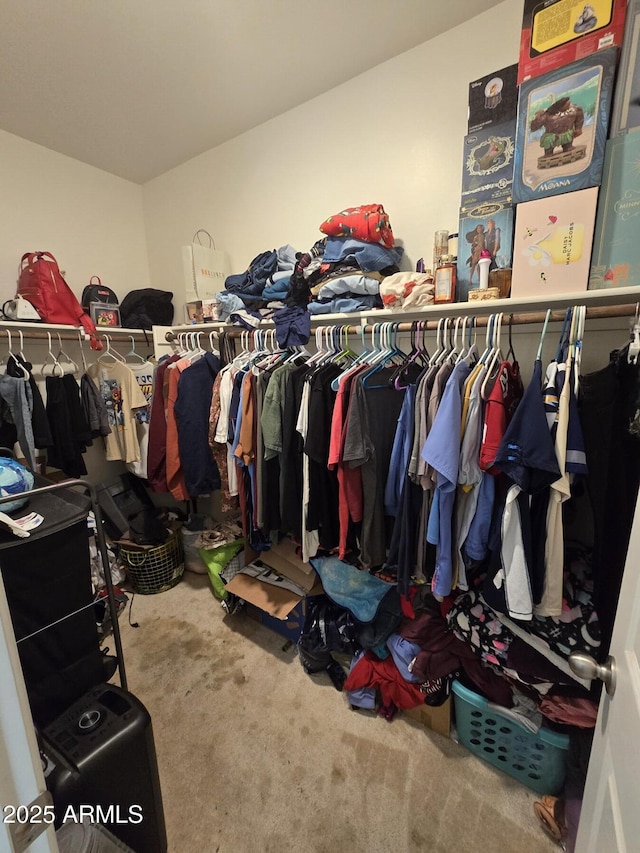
[310,555,395,623]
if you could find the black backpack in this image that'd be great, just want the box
[81,276,119,313]
[119,289,174,330]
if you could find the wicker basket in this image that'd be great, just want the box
[119,528,184,595]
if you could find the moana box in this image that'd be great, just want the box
[589,132,640,289]
[456,202,514,302]
[511,186,599,298]
[513,48,618,203]
[518,0,627,84]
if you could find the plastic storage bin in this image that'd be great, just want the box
[452,680,569,795]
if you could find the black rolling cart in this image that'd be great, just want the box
[0,477,167,853]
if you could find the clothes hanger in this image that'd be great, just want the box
[555,308,573,364]
[628,303,640,366]
[481,312,504,400]
[98,334,126,364]
[77,330,89,374]
[505,313,517,364]
[186,331,207,364]
[41,332,65,377]
[330,325,369,392]
[536,309,552,363]
[436,318,456,366]
[125,334,147,364]
[392,321,426,390]
[447,316,463,363]
[0,330,29,379]
[55,332,79,374]
[361,323,403,388]
[478,313,495,365]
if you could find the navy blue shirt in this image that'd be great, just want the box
[174,352,221,497]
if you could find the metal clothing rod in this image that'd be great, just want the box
[352,303,639,334]
[207,302,639,340]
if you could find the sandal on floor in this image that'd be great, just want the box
[534,796,566,846]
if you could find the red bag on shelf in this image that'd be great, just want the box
[17,252,103,350]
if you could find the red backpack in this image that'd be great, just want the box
[18,252,103,350]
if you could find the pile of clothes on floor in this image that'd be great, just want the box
[211,204,434,345]
[298,551,600,724]
[296,549,600,852]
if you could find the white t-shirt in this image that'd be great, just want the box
[126,361,155,479]
[87,360,148,464]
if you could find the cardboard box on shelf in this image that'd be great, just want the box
[403,698,451,738]
[609,0,640,136]
[468,64,519,133]
[226,539,323,643]
[460,120,516,210]
[511,186,599,298]
[589,131,640,289]
[517,0,627,85]
[456,201,514,302]
[513,48,618,203]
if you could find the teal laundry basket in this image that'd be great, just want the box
[452,680,569,795]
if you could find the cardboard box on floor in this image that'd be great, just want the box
[403,698,451,738]
[226,540,324,642]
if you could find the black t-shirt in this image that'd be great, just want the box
[305,363,341,550]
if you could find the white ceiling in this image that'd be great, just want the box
[1,0,502,184]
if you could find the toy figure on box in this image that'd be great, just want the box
[530,96,585,167]
[485,219,502,270]
[466,225,486,283]
[465,220,502,282]
[574,5,598,33]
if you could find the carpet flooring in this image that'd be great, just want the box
[117,571,556,853]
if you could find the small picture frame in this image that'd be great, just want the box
[185,300,204,324]
[90,302,121,328]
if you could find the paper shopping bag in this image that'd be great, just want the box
[182,230,228,302]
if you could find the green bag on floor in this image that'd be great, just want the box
[199,539,245,600]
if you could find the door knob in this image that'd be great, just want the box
[569,652,616,696]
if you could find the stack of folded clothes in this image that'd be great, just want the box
[291,204,404,315]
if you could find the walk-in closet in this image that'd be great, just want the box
[1,2,640,853]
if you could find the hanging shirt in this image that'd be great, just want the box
[328,365,366,559]
[7,354,53,450]
[165,361,190,502]
[384,384,416,517]
[297,377,319,562]
[126,360,155,480]
[0,375,36,469]
[44,375,90,477]
[147,354,179,493]
[305,363,340,553]
[538,354,573,617]
[343,369,405,568]
[175,352,221,497]
[421,359,472,597]
[485,359,562,620]
[480,360,524,473]
[213,365,238,498]
[87,359,147,464]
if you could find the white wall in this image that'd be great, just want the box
[0,129,154,483]
[143,1,523,291]
[0,129,150,305]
